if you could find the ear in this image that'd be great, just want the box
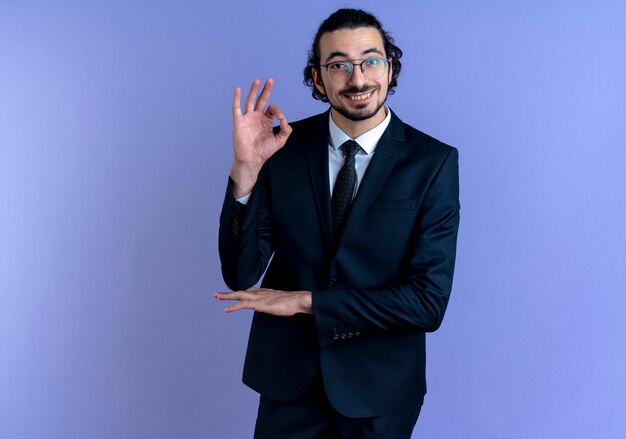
[387,58,393,83]
[312,68,326,95]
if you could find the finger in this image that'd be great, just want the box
[232,86,242,119]
[225,301,252,313]
[215,291,254,301]
[214,291,240,301]
[254,78,274,111]
[264,104,283,121]
[266,104,293,142]
[277,114,293,142]
[244,79,260,113]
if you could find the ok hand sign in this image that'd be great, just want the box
[230,78,292,198]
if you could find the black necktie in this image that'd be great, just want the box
[331,139,360,239]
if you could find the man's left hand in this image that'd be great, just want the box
[214,288,313,316]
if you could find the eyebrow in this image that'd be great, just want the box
[324,47,384,63]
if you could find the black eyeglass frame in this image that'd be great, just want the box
[319,58,391,82]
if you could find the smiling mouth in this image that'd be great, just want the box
[347,92,372,101]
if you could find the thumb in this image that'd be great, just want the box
[275,118,293,144]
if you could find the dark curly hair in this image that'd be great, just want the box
[303,8,403,102]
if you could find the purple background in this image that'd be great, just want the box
[1,1,625,438]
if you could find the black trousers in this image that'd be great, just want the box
[253,371,421,439]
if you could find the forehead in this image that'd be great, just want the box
[318,27,385,60]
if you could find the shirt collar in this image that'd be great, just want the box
[328,107,392,155]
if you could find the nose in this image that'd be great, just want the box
[347,64,367,88]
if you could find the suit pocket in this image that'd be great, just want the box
[369,198,417,210]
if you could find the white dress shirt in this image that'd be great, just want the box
[327,108,391,199]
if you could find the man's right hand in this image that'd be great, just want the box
[230,78,292,198]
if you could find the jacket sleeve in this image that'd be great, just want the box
[218,165,273,291]
[312,147,460,347]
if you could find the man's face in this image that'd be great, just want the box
[313,27,392,123]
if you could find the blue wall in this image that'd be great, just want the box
[1,1,625,437]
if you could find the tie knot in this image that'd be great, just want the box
[340,140,360,159]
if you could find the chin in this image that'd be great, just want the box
[333,101,386,122]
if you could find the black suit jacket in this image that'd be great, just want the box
[219,109,460,417]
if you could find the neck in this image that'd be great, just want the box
[330,107,387,138]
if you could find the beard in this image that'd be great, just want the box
[331,98,387,121]
[328,85,388,122]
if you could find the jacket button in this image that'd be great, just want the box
[326,278,337,288]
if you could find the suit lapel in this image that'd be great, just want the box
[337,111,407,248]
[306,111,333,250]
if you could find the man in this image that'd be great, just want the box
[214,8,460,438]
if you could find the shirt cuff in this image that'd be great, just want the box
[236,193,252,205]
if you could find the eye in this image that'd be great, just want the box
[366,58,381,66]
[330,62,350,71]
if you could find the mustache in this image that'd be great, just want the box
[341,85,378,95]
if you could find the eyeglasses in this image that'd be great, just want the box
[319,58,389,83]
